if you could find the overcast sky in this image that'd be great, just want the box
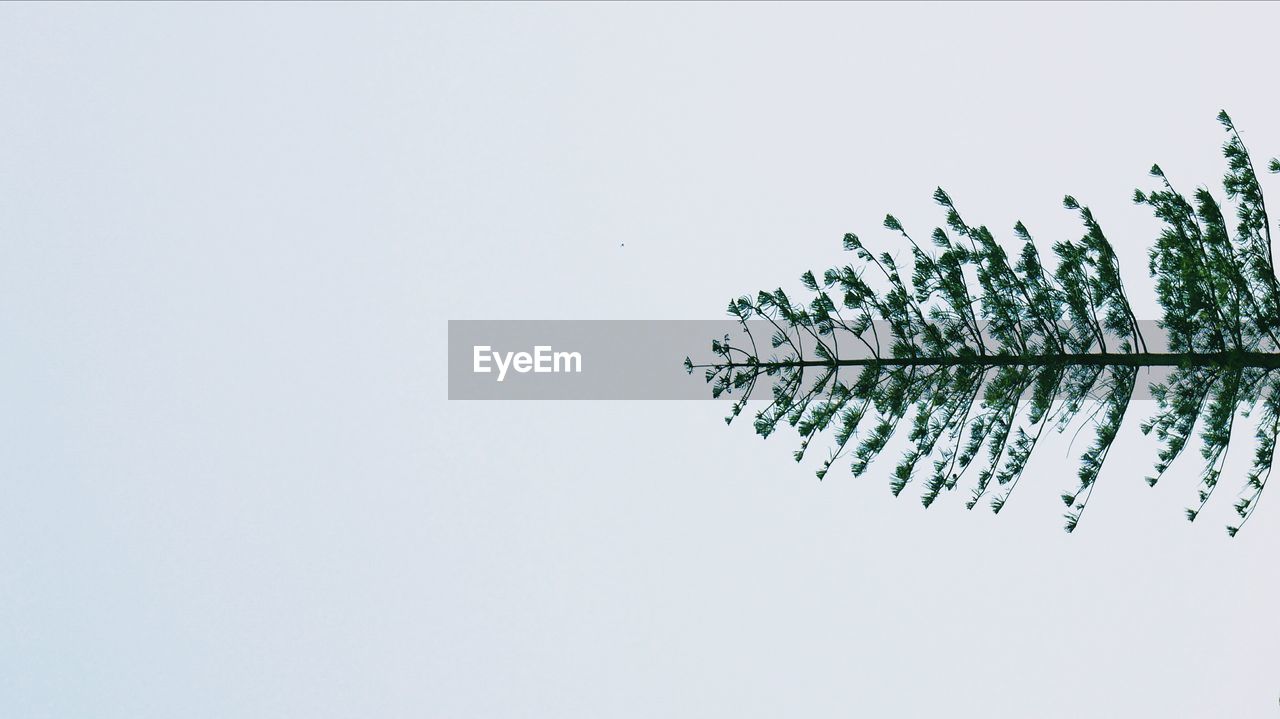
[2,3,1278,717]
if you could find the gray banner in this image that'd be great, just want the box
[446,320,1227,401]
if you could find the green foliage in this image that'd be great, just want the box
[689,112,1280,534]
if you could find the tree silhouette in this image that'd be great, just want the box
[688,111,1280,535]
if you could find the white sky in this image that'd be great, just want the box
[1,3,1277,717]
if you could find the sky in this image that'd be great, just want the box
[1,3,1278,717]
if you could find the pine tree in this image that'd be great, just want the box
[688,111,1279,535]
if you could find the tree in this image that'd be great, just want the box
[688,111,1280,535]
